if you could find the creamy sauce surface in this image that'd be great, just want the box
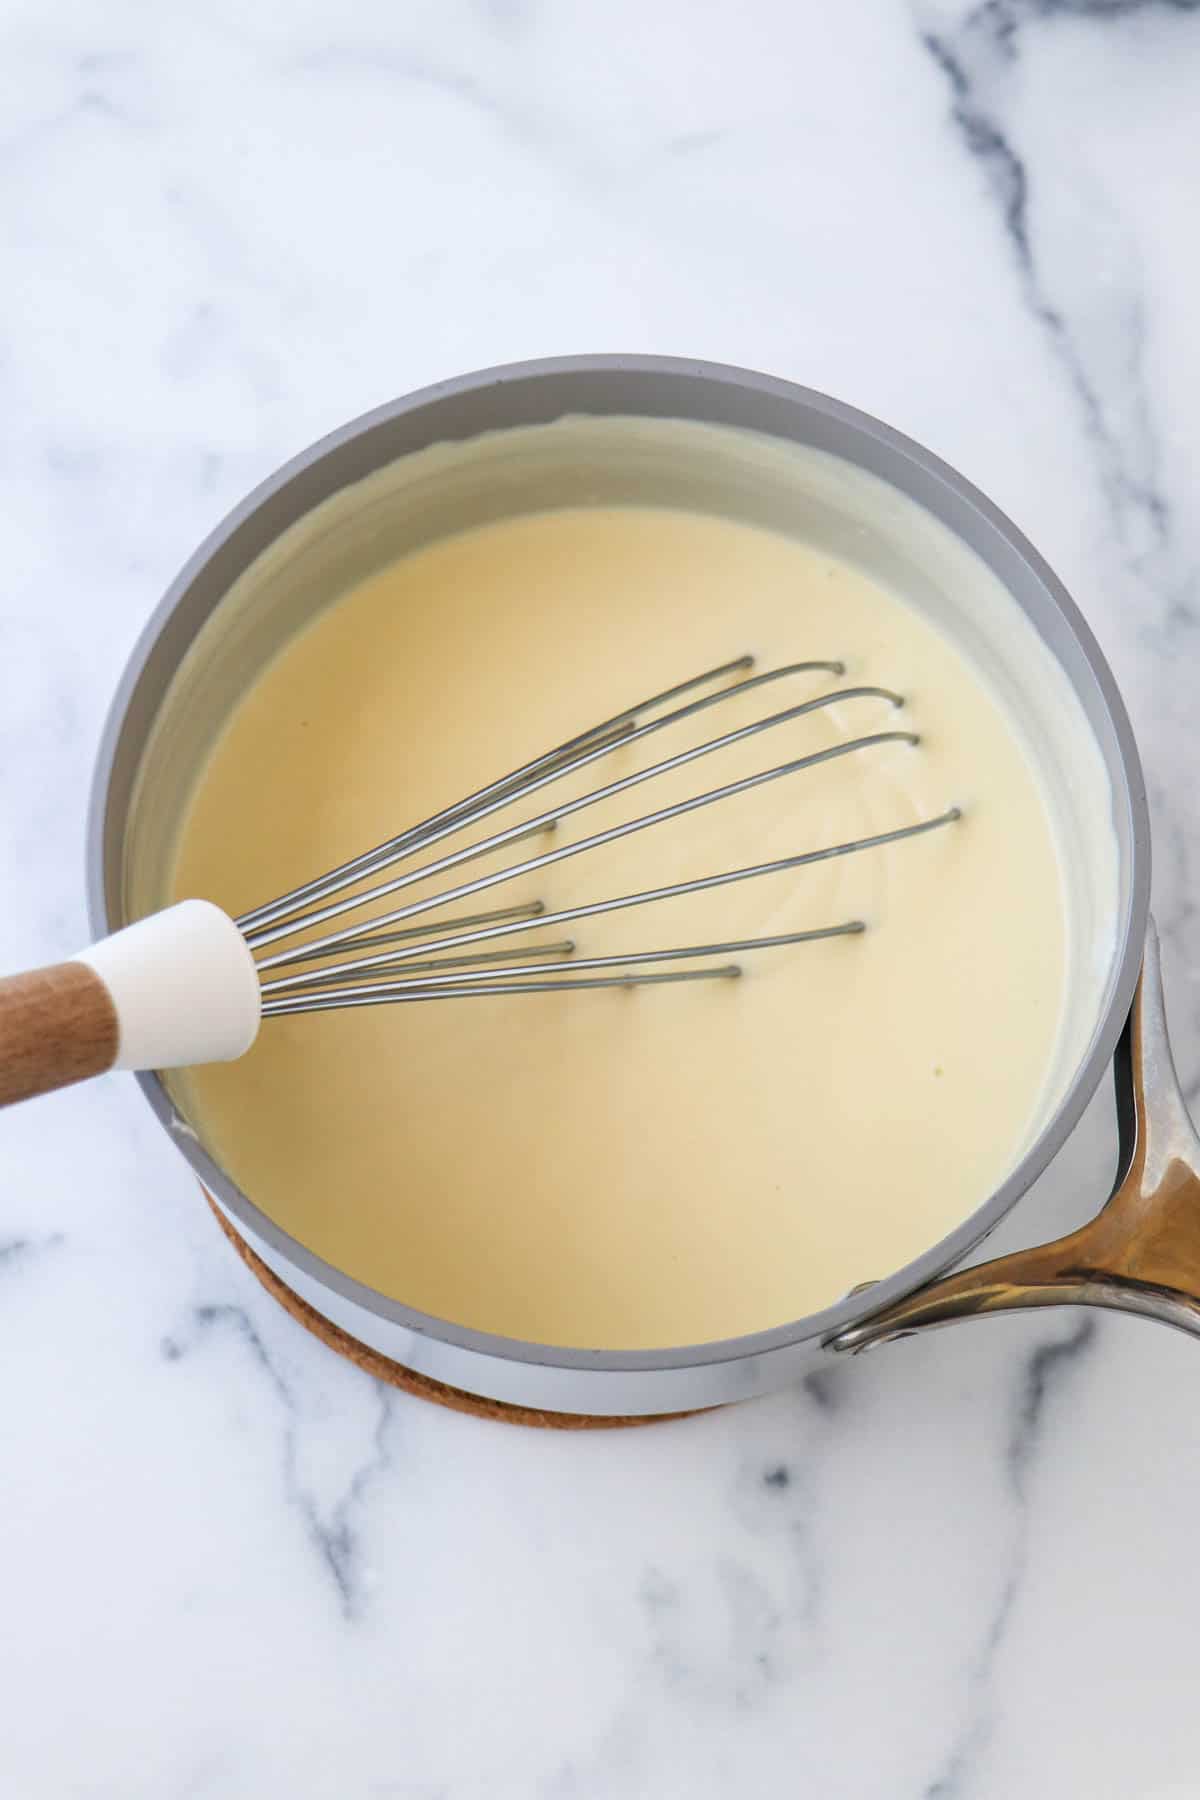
[171,505,1068,1348]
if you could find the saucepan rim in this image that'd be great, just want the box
[86,353,1151,1376]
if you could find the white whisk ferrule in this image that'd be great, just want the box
[77,899,261,1071]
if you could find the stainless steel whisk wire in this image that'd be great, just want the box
[237,656,961,1016]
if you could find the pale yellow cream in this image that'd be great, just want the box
[170,504,1068,1348]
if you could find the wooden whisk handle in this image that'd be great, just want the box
[0,962,119,1105]
[0,902,263,1108]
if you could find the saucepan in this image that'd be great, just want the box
[78,355,1199,1417]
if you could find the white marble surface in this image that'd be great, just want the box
[3,1,1200,1794]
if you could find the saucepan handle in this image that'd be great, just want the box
[830,919,1200,1353]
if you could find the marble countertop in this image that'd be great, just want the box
[4,2,1200,1794]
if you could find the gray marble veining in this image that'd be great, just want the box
[2,2,1199,1795]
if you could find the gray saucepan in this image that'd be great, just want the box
[88,355,1200,1418]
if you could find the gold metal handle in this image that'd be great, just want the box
[831,919,1200,1352]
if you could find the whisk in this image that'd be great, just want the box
[0,655,959,1106]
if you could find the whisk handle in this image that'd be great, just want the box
[0,961,119,1104]
[0,900,262,1107]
